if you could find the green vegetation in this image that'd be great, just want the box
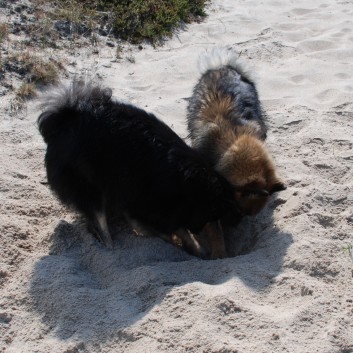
[102,0,207,44]
[54,0,208,44]
[342,243,353,257]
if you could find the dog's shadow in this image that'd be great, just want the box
[29,196,292,342]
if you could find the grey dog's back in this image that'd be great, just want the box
[187,47,267,143]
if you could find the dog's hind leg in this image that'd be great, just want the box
[45,162,114,248]
[77,188,113,249]
[92,210,113,249]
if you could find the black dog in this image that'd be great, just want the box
[38,81,239,258]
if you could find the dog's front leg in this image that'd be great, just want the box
[204,221,226,259]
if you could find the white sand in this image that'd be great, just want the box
[1,0,353,352]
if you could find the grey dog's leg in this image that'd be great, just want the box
[204,220,226,259]
[125,215,208,258]
[174,228,207,258]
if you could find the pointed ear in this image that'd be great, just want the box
[270,180,287,194]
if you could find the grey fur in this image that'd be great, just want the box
[187,57,268,164]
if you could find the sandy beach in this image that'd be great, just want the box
[1,0,353,352]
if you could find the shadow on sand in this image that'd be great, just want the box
[29,195,292,343]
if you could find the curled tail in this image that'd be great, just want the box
[37,80,112,143]
[197,47,257,83]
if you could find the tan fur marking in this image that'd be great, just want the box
[204,221,226,259]
[194,90,284,217]
[217,135,276,188]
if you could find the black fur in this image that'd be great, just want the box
[38,81,238,250]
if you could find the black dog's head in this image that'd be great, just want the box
[182,164,238,233]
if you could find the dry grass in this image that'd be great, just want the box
[3,51,65,98]
[16,82,37,99]
[8,51,64,83]
[0,23,8,44]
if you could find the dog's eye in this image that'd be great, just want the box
[241,190,251,197]
[242,189,269,198]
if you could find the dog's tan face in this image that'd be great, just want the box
[233,179,286,215]
[216,135,286,216]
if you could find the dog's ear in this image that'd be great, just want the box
[202,172,224,197]
[270,180,286,194]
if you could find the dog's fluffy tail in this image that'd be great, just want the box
[37,80,112,143]
[197,47,256,83]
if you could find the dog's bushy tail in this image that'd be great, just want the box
[37,80,112,143]
[197,47,257,83]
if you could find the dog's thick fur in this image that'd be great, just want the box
[38,81,238,258]
[187,47,286,218]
